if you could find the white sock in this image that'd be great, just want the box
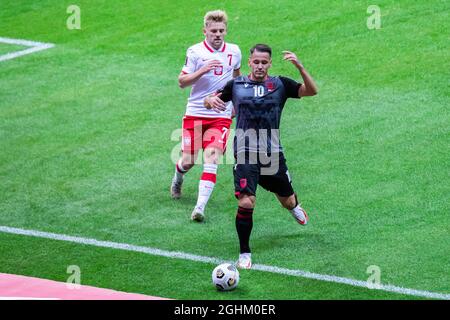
[195,164,217,212]
[195,180,215,212]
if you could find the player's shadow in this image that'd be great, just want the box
[163,183,197,204]
[254,231,337,254]
[174,194,197,204]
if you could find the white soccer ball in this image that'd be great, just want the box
[212,263,240,291]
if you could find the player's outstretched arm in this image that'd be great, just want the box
[282,51,318,97]
[178,60,222,88]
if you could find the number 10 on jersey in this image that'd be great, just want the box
[253,85,264,97]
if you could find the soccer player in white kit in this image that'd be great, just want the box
[171,10,242,222]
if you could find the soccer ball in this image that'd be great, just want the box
[212,263,240,291]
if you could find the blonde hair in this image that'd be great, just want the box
[204,10,228,27]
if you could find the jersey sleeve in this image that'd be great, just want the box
[181,48,197,74]
[279,76,302,99]
[217,80,234,102]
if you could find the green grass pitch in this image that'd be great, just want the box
[0,43,27,56]
[0,0,448,299]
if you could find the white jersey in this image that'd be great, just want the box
[181,40,241,118]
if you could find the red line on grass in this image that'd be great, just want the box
[0,273,170,300]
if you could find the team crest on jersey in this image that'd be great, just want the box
[214,65,223,75]
[266,81,275,92]
[240,178,247,189]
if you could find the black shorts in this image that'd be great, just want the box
[233,152,295,198]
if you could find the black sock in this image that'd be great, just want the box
[236,206,254,254]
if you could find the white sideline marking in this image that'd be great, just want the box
[0,37,55,62]
[0,225,448,300]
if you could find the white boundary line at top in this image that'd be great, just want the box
[0,37,55,62]
[0,225,448,300]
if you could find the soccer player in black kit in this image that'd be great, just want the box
[204,44,318,269]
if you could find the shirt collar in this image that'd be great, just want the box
[203,40,226,52]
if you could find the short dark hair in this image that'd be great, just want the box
[250,44,272,57]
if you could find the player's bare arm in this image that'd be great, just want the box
[178,59,222,88]
[282,51,318,97]
[204,93,226,113]
[232,68,241,78]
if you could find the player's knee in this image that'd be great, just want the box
[238,195,255,209]
[181,161,195,170]
[181,154,196,170]
[204,147,221,164]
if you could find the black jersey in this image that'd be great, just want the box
[219,75,302,155]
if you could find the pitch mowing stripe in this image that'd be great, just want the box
[0,226,448,300]
[0,37,55,62]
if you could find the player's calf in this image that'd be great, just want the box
[171,159,188,199]
[235,204,254,268]
[190,162,218,221]
[278,193,309,225]
[170,153,197,199]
